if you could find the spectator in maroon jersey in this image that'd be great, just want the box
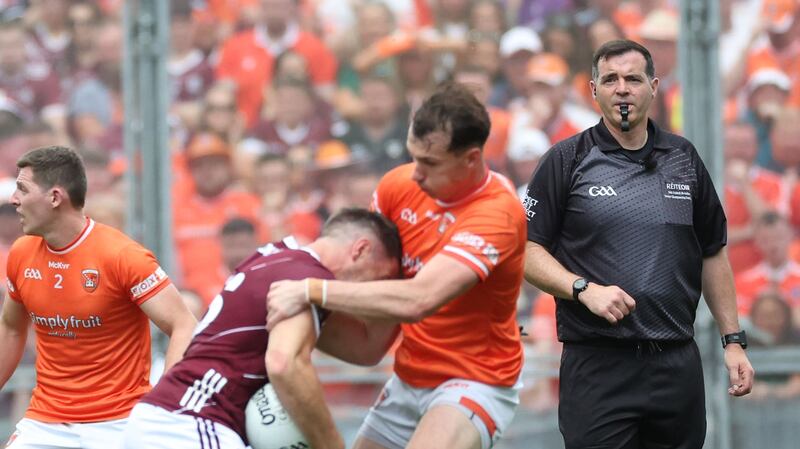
[0,19,65,134]
[168,2,214,106]
[244,76,331,155]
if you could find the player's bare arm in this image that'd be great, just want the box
[0,295,29,389]
[525,241,636,324]
[266,254,478,330]
[701,247,755,397]
[140,284,198,370]
[316,313,399,366]
[266,309,345,449]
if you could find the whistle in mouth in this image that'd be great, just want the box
[620,104,630,132]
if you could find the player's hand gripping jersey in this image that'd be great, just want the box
[372,164,526,388]
[5,219,172,422]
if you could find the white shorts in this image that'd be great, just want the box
[121,403,246,449]
[358,374,522,449]
[5,417,127,449]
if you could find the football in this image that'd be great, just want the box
[245,383,311,449]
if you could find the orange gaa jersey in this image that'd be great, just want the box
[371,164,525,388]
[5,218,171,423]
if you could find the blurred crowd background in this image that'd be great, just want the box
[0,0,799,445]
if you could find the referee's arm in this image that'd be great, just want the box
[702,247,754,396]
[524,241,635,325]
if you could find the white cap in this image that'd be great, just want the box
[507,128,550,161]
[500,27,542,57]
[748,68,792,94]
[0,92,21,118]
[639,9,679,41]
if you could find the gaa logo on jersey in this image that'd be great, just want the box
[81,269,100,292]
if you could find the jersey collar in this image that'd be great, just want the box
[46,217,94,255]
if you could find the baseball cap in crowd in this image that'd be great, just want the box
[186,132,231,161]
[526,53,569,86]
[507,128,550,162]
[762,0,798,33]
[639,8,679,41]
[499,26,543,57]
[314,140,358,170]
[747,67,792,94]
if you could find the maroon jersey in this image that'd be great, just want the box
[0,63,62,120]
[141,237,333,440]
[168,50,214,103]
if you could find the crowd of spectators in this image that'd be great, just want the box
[0,0,799,418]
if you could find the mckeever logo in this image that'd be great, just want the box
[48,261,70,270]
[589,186,617,197]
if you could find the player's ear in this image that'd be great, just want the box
[350,237,371,262]
[466,147,481,166]
[50,187,67,209]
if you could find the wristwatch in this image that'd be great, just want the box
[721,330,748,349]
[572,278,589,302]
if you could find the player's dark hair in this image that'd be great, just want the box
[412,82,491,154]
[592,39,655,81]
[221,217,257,237]
[17,146,87,209]
[322,208,402,265]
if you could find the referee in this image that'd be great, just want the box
[522,40,754,449]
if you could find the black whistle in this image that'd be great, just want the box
[620,104,630,132]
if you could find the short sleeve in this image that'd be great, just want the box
[523,145,570,248]
[441,209,521,281]
[116,244,172,306]
[692,151,727,257]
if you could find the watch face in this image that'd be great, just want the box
[574,278,588,290]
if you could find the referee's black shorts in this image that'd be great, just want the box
[558,339,706,449]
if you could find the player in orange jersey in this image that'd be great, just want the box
[267,83,526,449]
[0,146,197,449]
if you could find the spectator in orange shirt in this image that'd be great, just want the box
[251,151,323,244]
[735,212,800,327]
[507,52,598,150]
[454,65,510,174]
[173,133,265,305]
[215,0,337,126]
[220,217,260,275]
[748,0,800,108]
[724,121,790,275]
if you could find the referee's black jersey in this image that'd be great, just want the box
[524,119,727,342]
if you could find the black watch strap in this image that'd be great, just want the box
[572,278,589,301]
[721,330,747,349]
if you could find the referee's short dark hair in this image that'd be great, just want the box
[322,208,402,266]
[17,146,87,209]
[412,82,491,155]
[592,39,656,81]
